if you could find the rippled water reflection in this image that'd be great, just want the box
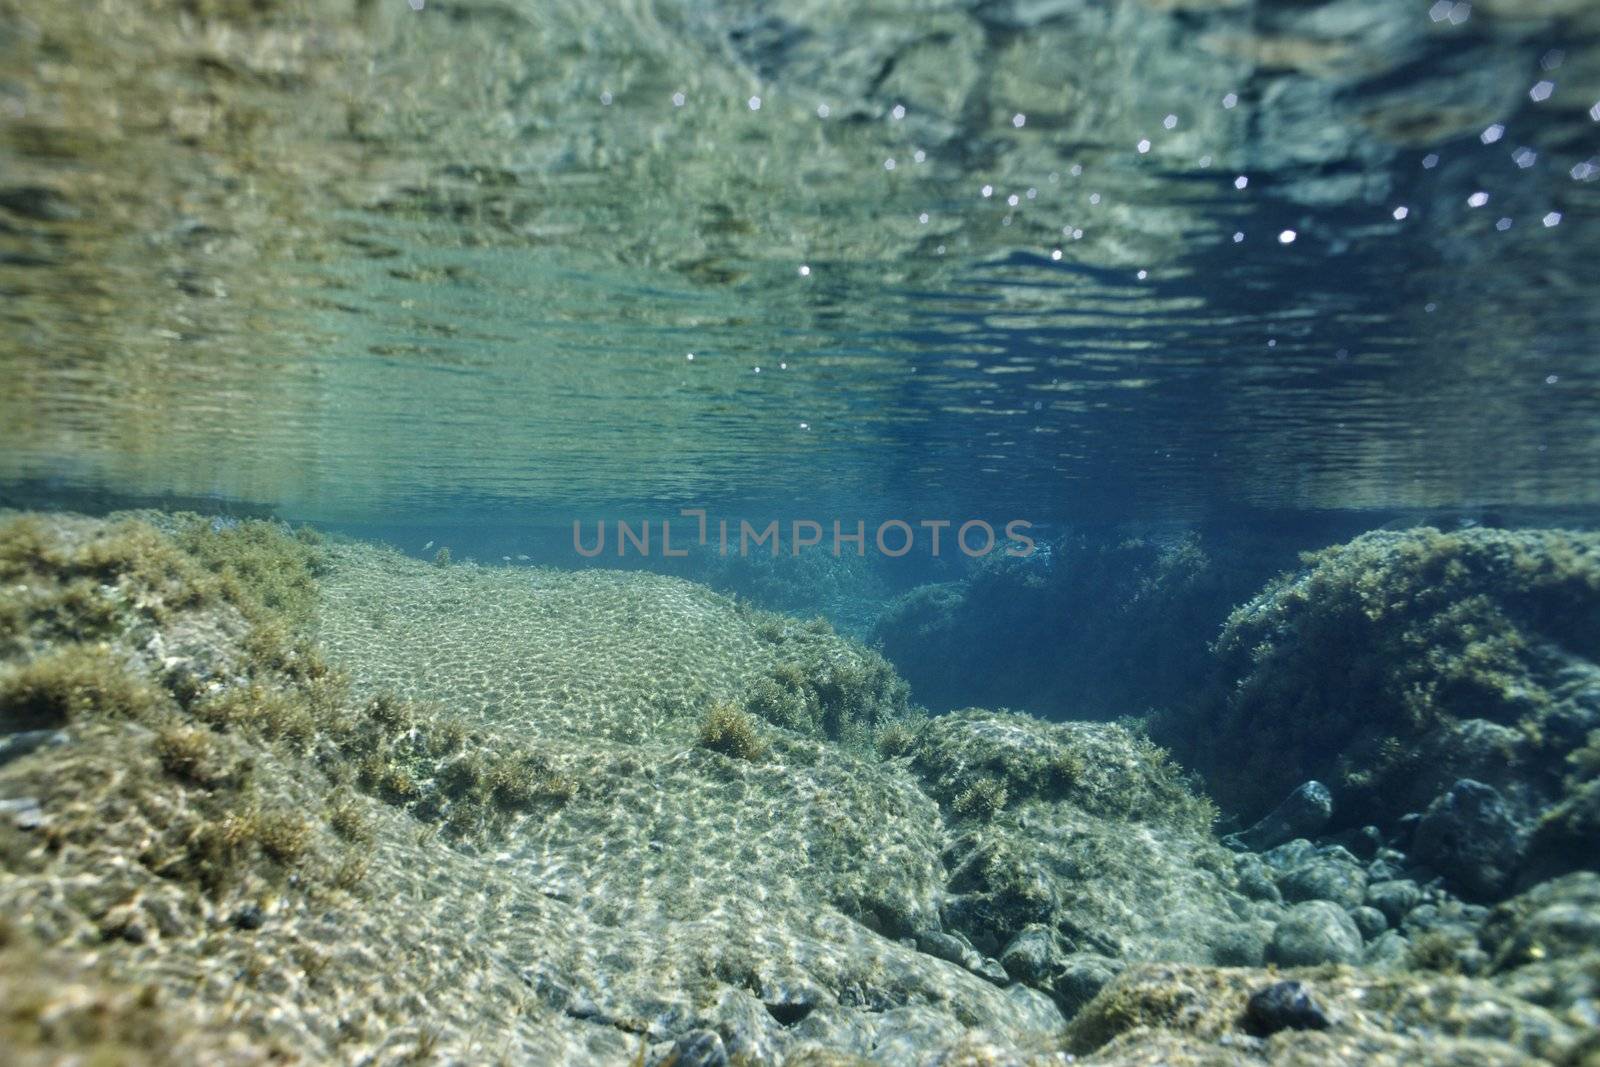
[1,0,1596,521]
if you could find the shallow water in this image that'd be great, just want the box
[3,3,1600,1066]
[3,0,1597,524]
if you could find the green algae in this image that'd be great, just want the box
[1161,526,1600,832]
[0,645,165,730]
[901,707,1213,832]
[739,609,919,749]
[698,700,766,762]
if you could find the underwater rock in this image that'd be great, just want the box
[998,925,1058,985]
[901,708,1214,831]
[0,795,44,831]
[1520,777,1600,888]
[1232,855,1282,903]
[1158,526,1600,892]
[1412,779,1528,901]
[1480,872,1600,1018]
[0,184,79,222]
[1348,905,1389,941]
[0,728,70,769]
[1278,849,1368,908]
[1488,875,1600,967]
[7,512,1600,1065]
[1268,901,1364,966]
[914,709,1263,980]
[1208,922,1271,967]
[1363,929,1411,970]
[1364,879,1424,925]
[1066,961,1582,1064]
[1260,838,1319,871]
[910,929,1008,984]
[1331,824,1386,863]
[1243,979,1332,1035]
[656,1029,727,1067]
[1224,780,1334,852]
[1052,953,1124,1018]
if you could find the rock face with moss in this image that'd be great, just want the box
[880,709,1300,1016]
[1158,526,1600,900]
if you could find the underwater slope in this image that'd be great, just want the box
[0,512,1594,1064]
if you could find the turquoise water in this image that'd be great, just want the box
[2,0,1597,526]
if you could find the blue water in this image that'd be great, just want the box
[2,0,1597,533]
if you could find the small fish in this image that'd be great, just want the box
[516,554,531,561]
[501,555,511,562]
[422,540,434,551]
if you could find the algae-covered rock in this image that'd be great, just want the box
[1160,526,1600,896]
[1065,962,1582,1066]
[899,707,1216,833]
[1365,879,1424,926]
[1269,901,1364,967]
[1277,850,1368,909]
[1412,779,1529,901]
[0,513,1022,1065]
[1480,872,1600,1026]
[316,537,917,750]
[888,708,1286,1014]
[1522,773,1600,887]
[1224,779,1334,852]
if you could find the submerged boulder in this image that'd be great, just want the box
[1158,526,1600,898]
[1224,780,1334,852]
[1268,901,1364,967]
[887,708,1290,1014]
[1412,779,1529,901]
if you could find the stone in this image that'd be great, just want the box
[1260,838,1318,872]
[1053,954,1123,1017]
[0,184,79,221]
[914,930,970,967]
[1279,854,1368,908]
[1348,905,1389,941]
[1225,781,1334,851]
[1210,922,1270,967]
[1232,855,1281,903]
[1365,879,1424,925]
[1363,929,1411,970]
[0,796,45,830]
[999,925,1058,985]
[1412,779,1528,900]
[0,729,70,768]
[969,955,1009,986]
[1268,901,1364,967]
[1244,980,1331,1035]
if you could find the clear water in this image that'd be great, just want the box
[3,0,1596,529]
[5,3,1600,1064]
